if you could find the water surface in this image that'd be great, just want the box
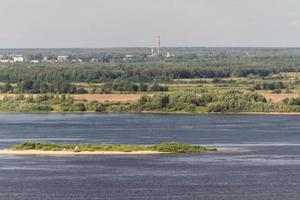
[0,113,300,200]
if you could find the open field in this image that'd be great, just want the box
[1,91,299,104]
[0,94,27,100]
[278,72,300,78]
[262,93,299,103]
[0,93,143,102]
[72,94,142,102]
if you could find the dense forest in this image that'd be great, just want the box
[0,81,167,94]
[1,47,300,83]
[0,64,269,83]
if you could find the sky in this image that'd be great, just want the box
[1,0,300,48]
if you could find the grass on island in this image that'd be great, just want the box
[10,142,217,153]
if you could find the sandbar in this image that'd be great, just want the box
[0,149,167,156]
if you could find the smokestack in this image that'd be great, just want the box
[157,36,161,55]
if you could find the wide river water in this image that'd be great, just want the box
[0,113,300,200]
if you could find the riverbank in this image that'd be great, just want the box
[141,111,300,116]
[1,90,300,114]
[2,110,300,116]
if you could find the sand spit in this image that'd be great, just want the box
[0,149,166,156]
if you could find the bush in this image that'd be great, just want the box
[135,91,213,112]
[60,102,86,112]
[150,142,217,153]
[149,83,168,92]
[95,104,107,112]
[0,96,53,112]
[253,81,286,91]
[271,89,282,94]
[206,90,273,113]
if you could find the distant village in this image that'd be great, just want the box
[0,51,175,64]
[0,52,175,64]
[0,37,176,64]
[0,54,68,64]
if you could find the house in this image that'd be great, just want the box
[71,59,83,63]
[13,55,25,62]
[30,60,39,64]
[123,54,134,61]
[43,56,48,62]
[165,52,175,58]
[89,58,98,63]
[0,59,12,63]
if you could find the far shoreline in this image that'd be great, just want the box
[1,111,300,116]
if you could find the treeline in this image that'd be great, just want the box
[206,90,300,113]
[133,91,213,112]
[252,81,286,91]
[0,62,296,83]
[2,90,300,113]
[132,90,300,113]
[3,47,300,83]
[0,81,167,94]
[99,82,168,94]
[0,95,53,112]
[0,94,129,112]
[206,90,275,112]
[0,81,87,94]
[283,97,300,106]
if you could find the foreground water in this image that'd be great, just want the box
[0,113,300,199]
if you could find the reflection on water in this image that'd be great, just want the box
[0,113,300,199]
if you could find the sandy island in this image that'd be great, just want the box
[0,149,167,156]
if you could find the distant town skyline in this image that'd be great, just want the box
[1,0,300,48]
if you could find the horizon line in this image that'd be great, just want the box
[1,46,300,50]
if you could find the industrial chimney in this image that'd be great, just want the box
[157,36,161,55]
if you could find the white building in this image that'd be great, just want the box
[57,56,68,62]
[166,52,175,58]
[43,56,48,62]
[71,59,83,63]
[0,59,12,63]
[30,60,39,64]
[13,55,25,62]
[89,58,98,63]
[123,54,134,61]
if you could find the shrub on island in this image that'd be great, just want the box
[150,142,217,153]
[10,142,217,153]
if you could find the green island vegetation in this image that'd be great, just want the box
[10,142,217,153]
[2,47,300,113]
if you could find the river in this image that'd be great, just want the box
[0,113,300,199]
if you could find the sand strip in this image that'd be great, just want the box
[0,149,166,156]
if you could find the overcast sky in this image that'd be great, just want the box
[1,0,300,48]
